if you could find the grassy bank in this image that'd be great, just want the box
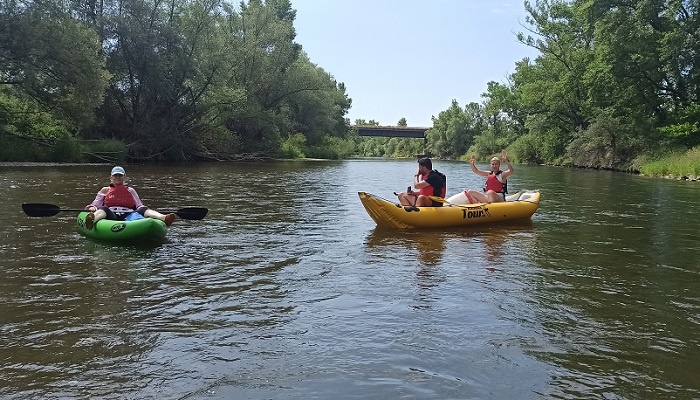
[639,147,700,180]
[0,135,128,164]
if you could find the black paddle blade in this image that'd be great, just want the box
[22,203,62,217]
[166,207,208,220]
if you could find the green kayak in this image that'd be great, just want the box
[76,211,168,242]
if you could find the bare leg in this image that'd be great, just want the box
[92,209,107,223]
[144,208,176,226]
[397,192,418,206]
[486,190,504,203]
[467,189,489,204]
[415,195,434,207]
[144,208,166,220]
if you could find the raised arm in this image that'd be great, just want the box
[501,150,514,179]
[469,154,489,177]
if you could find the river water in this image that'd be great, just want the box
[1,160,698,399]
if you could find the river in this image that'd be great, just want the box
[1,160,698,399]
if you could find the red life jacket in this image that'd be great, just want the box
[485,171,506,194]
[419,170,447,198]
[104,185,136,208]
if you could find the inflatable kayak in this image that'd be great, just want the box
[358,190,541,229]
[75,211,168,242]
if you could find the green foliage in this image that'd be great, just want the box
[281,57,352,145]
[52,134,83,161]
[427,100,484,158]
[354,119,380,126]
[565,109,629,169]
[0,3,109,130]
[305,136,354,159]
[353,136,423,158]
[0,133,82,162]
[0,90,84,161]
[277,133,356,160]
[356,136,388,157]
[0,0,351,161]
[280,133,307,158]
[640,147,700,177]
[509,133,544,163]
[82,139,129,164]
[659,104,700,148]
[469,128,501,158]
[4,0,700,167]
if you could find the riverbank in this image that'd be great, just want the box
[0,162,110,167]
[636,146,700,181]
[3,155,699,182]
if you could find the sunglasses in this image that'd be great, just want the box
[112,174,124,177]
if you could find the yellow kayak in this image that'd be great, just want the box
[358,190,541,229]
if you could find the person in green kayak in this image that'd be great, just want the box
[83,166,176,230]
[396,157,447,208]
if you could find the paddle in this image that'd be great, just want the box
[428,196,486,209]
[22,203,208,220]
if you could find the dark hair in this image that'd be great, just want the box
[418,157,432,170]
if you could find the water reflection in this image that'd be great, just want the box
[364,229,446,267]
[364,229,447,310]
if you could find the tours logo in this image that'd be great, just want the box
[463,207,491,219]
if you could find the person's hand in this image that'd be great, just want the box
[501,149,508,161]
[470,154,475,164]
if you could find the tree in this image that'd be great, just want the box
[427,100,482,158]
[0,1,109,131]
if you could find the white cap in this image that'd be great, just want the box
[111,166,126,176]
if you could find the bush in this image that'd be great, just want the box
[639,147,700,178]
[52,134,83,162]
[470,127,504,157]
[0,133,82,162]
[305,136,357,160]
[279,133,306,158]
[510,133,543,164]
[82,139,128,163]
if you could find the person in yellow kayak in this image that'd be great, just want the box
[83,166,176,230]
[464,150,514,204]
[397,157,447,208]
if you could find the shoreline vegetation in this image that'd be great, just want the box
[0,0,700,180]
[3,146,699,182]
[636,147,700,181]
[2,1,698,175]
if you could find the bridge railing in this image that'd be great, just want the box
[353,125,428,139]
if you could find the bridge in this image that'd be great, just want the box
[353,125,431,156]
[353,125,429,138]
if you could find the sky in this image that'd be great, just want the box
[291,0,540,128]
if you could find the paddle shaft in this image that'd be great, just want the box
[22,203,208,220]
[428,196,486,209]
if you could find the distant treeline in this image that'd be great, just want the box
[0,0,351,162]
[1,0,698,173]
[358,0,700,174]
